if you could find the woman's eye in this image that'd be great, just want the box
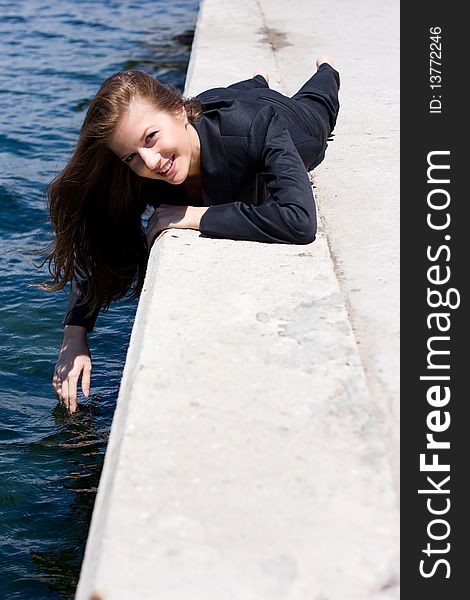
[124,154,136,164]
[146,131,158,143]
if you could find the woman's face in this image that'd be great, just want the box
[109,96,200,184]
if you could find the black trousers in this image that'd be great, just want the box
[291,63,340,135]
[227,63,340,171]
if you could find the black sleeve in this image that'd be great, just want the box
[62,265,101,333]
[199,107,317,244]
[61,180,181,334]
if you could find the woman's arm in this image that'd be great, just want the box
[145,109,316,245]
[146,205,208,247]
[199,107,317,244]
[53,266,99,413]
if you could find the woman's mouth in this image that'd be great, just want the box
[157,154,175,177]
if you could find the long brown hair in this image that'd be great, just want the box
[38,70,201,319]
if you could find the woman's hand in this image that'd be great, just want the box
[52,325,91,414]
[146,205,208,249]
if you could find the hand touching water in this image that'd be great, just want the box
[52,205,209,413]
[52,325,91,414]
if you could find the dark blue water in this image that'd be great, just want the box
[0,2,198,597]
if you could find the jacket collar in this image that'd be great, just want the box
[194,103,232,206]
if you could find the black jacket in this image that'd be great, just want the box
[63,67,339,331]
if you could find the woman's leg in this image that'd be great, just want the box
[291,58,340,133]
[227,72,269,91]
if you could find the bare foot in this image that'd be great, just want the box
[252,70,270,84]
[316,56,335,69]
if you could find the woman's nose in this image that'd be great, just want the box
[139,148,161,171]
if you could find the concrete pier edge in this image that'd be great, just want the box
[76,0,399,598]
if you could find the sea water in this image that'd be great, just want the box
[0,1,198,597]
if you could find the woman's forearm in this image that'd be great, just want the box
[190,206,210,229]
[146,205,209,248]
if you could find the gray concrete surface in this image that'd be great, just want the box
[189,0,400,484]
[75,0,400,598]
[256,0,401,487]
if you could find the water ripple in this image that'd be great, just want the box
[0,0,198,597]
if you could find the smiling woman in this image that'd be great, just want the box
[108,90,209,243]
[38,58,340,413]
[108,93,209,239]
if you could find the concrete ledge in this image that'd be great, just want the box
[77,230,398,600]
[76,0,399,598]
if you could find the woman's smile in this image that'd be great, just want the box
[156,154,176,177]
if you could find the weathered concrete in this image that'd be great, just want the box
[254,0,401,484]
[76,0,399,598]
[190,0,401,484]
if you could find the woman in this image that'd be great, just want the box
[45,56,340,413]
